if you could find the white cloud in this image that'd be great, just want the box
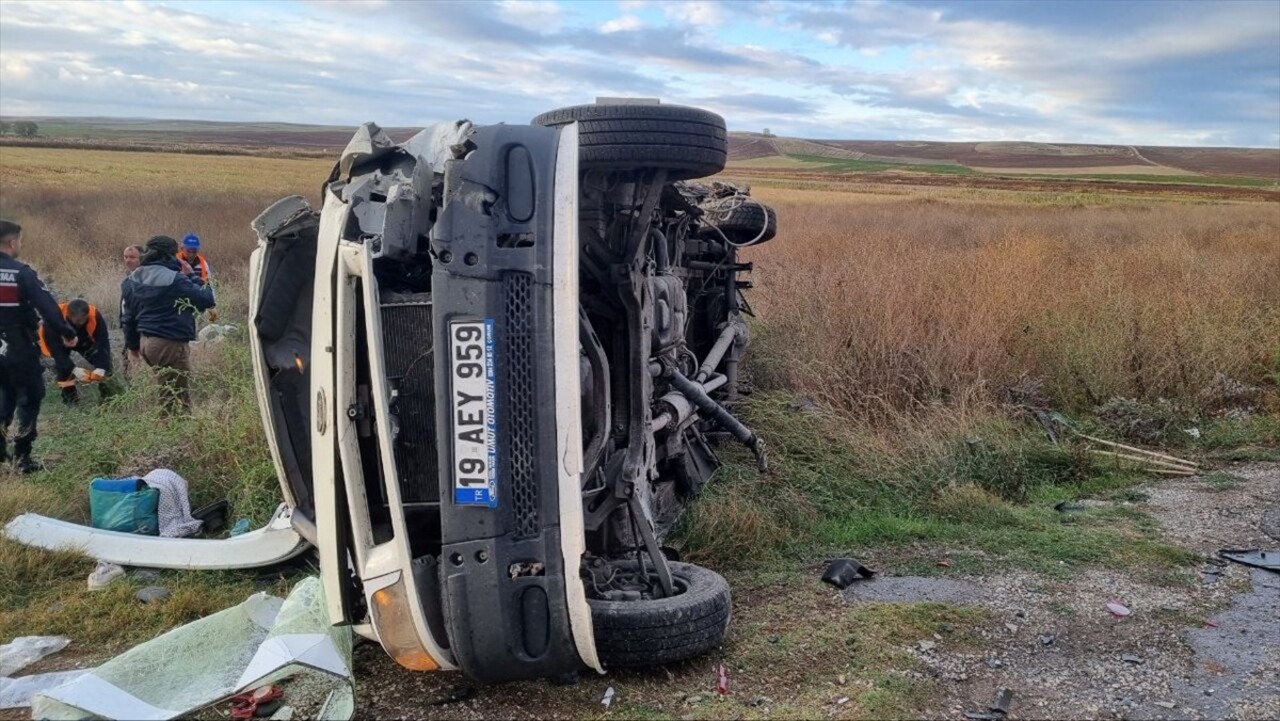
[601,16,643,34]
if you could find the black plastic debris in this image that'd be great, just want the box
[1219,549,1280,572]
[964,689,1014,719]
[192,500,229,534]
[822,558,876,589]
[1054,500,1083,513]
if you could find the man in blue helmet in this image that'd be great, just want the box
[179,233,212,286]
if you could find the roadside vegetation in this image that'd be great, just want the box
[0,146,1276,717]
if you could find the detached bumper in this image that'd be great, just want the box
[430,123,594,682]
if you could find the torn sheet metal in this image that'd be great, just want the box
[338,122,396,179]
[32,577,353,720]
[3,503,309,571]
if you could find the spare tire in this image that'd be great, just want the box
[532,103,727,181]
[588,561,731,668]
[702,197,776,245]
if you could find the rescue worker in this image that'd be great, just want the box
[179,233,218,322]
[39,298,112,405]
[179,233,212,286]
[122,235,216,413]
[0,219,77,473]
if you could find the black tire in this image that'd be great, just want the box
[532,104,727,181]
[588,561,731,668]
[702,198,777,244]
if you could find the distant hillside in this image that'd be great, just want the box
[728,133,1280,181]
[2,116,1276,183]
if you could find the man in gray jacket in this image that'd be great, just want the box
[121,235,216,412]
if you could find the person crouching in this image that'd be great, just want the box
[121,235,216,413]
[39,299,113,405]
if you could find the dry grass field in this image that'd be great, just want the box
[1,144,1278,718]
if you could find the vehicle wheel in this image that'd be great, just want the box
[532,104,727,181]
[701,197,776,245]
[587,561,731,668]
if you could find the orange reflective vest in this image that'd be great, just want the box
[184,253,211,283]
[39,302,98,357]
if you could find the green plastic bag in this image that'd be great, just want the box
[89,478,160,535]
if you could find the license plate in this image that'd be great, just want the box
[449,319,498,507]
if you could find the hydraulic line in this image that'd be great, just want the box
[667,369,767,472]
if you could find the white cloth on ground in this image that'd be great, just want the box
[141,469,203,538]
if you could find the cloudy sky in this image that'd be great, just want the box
[1,0,1277,146]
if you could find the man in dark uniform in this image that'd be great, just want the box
[39,298,113,405]
[0,219,76,473]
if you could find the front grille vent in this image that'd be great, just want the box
[503,272,538,537]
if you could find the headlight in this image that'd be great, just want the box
[370,577,441,671]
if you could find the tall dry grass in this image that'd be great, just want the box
[0,147,329,322]
[745,188,1280,417]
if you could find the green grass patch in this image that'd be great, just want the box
[784,154,975,176]
[0,339,297,647]
[677,392,1198,575]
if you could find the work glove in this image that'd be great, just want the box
[207,309,219,322]
[89,368,107,382]
[72,367,88,382]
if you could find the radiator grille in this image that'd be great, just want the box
[381,299,439,504]
[503,272,538,537]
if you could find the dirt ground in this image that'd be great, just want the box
[345,463,1280,720]
[5,464,1276,719]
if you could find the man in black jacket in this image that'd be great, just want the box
[0,219,77,473]
[122,235,216,413]
[40,298,113,405]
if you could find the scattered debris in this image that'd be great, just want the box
[716,664,729,695]
[1039,634,1056,646]
[937,558,953,568]
[429,685,477,706]
[230,685,284,720]
[767,634,780,644]
[836,696,850,706]
[964,689,1014,721]
[1054,501,1084,513]
[918,640,937,652]
[0,669,89,710]
[601,686,615,710]
[1004,623,1019,634]
[992,689,1014,715]
[1219,548,1280,572]
[1106,600,1132,617]
[1184,427,1201,439]
[986,659,1003,669]
[87,561,125,591]
[0,636,70,676]
[135,586,171,604]
[1122,654,1144,664]
[4,503,308,571]
[1204,620,1220,629]
[821,558,875,589]
[1154,701,1177,709]
[837,674,847,685]
[32,577,354,720]
[230,518,252,536]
